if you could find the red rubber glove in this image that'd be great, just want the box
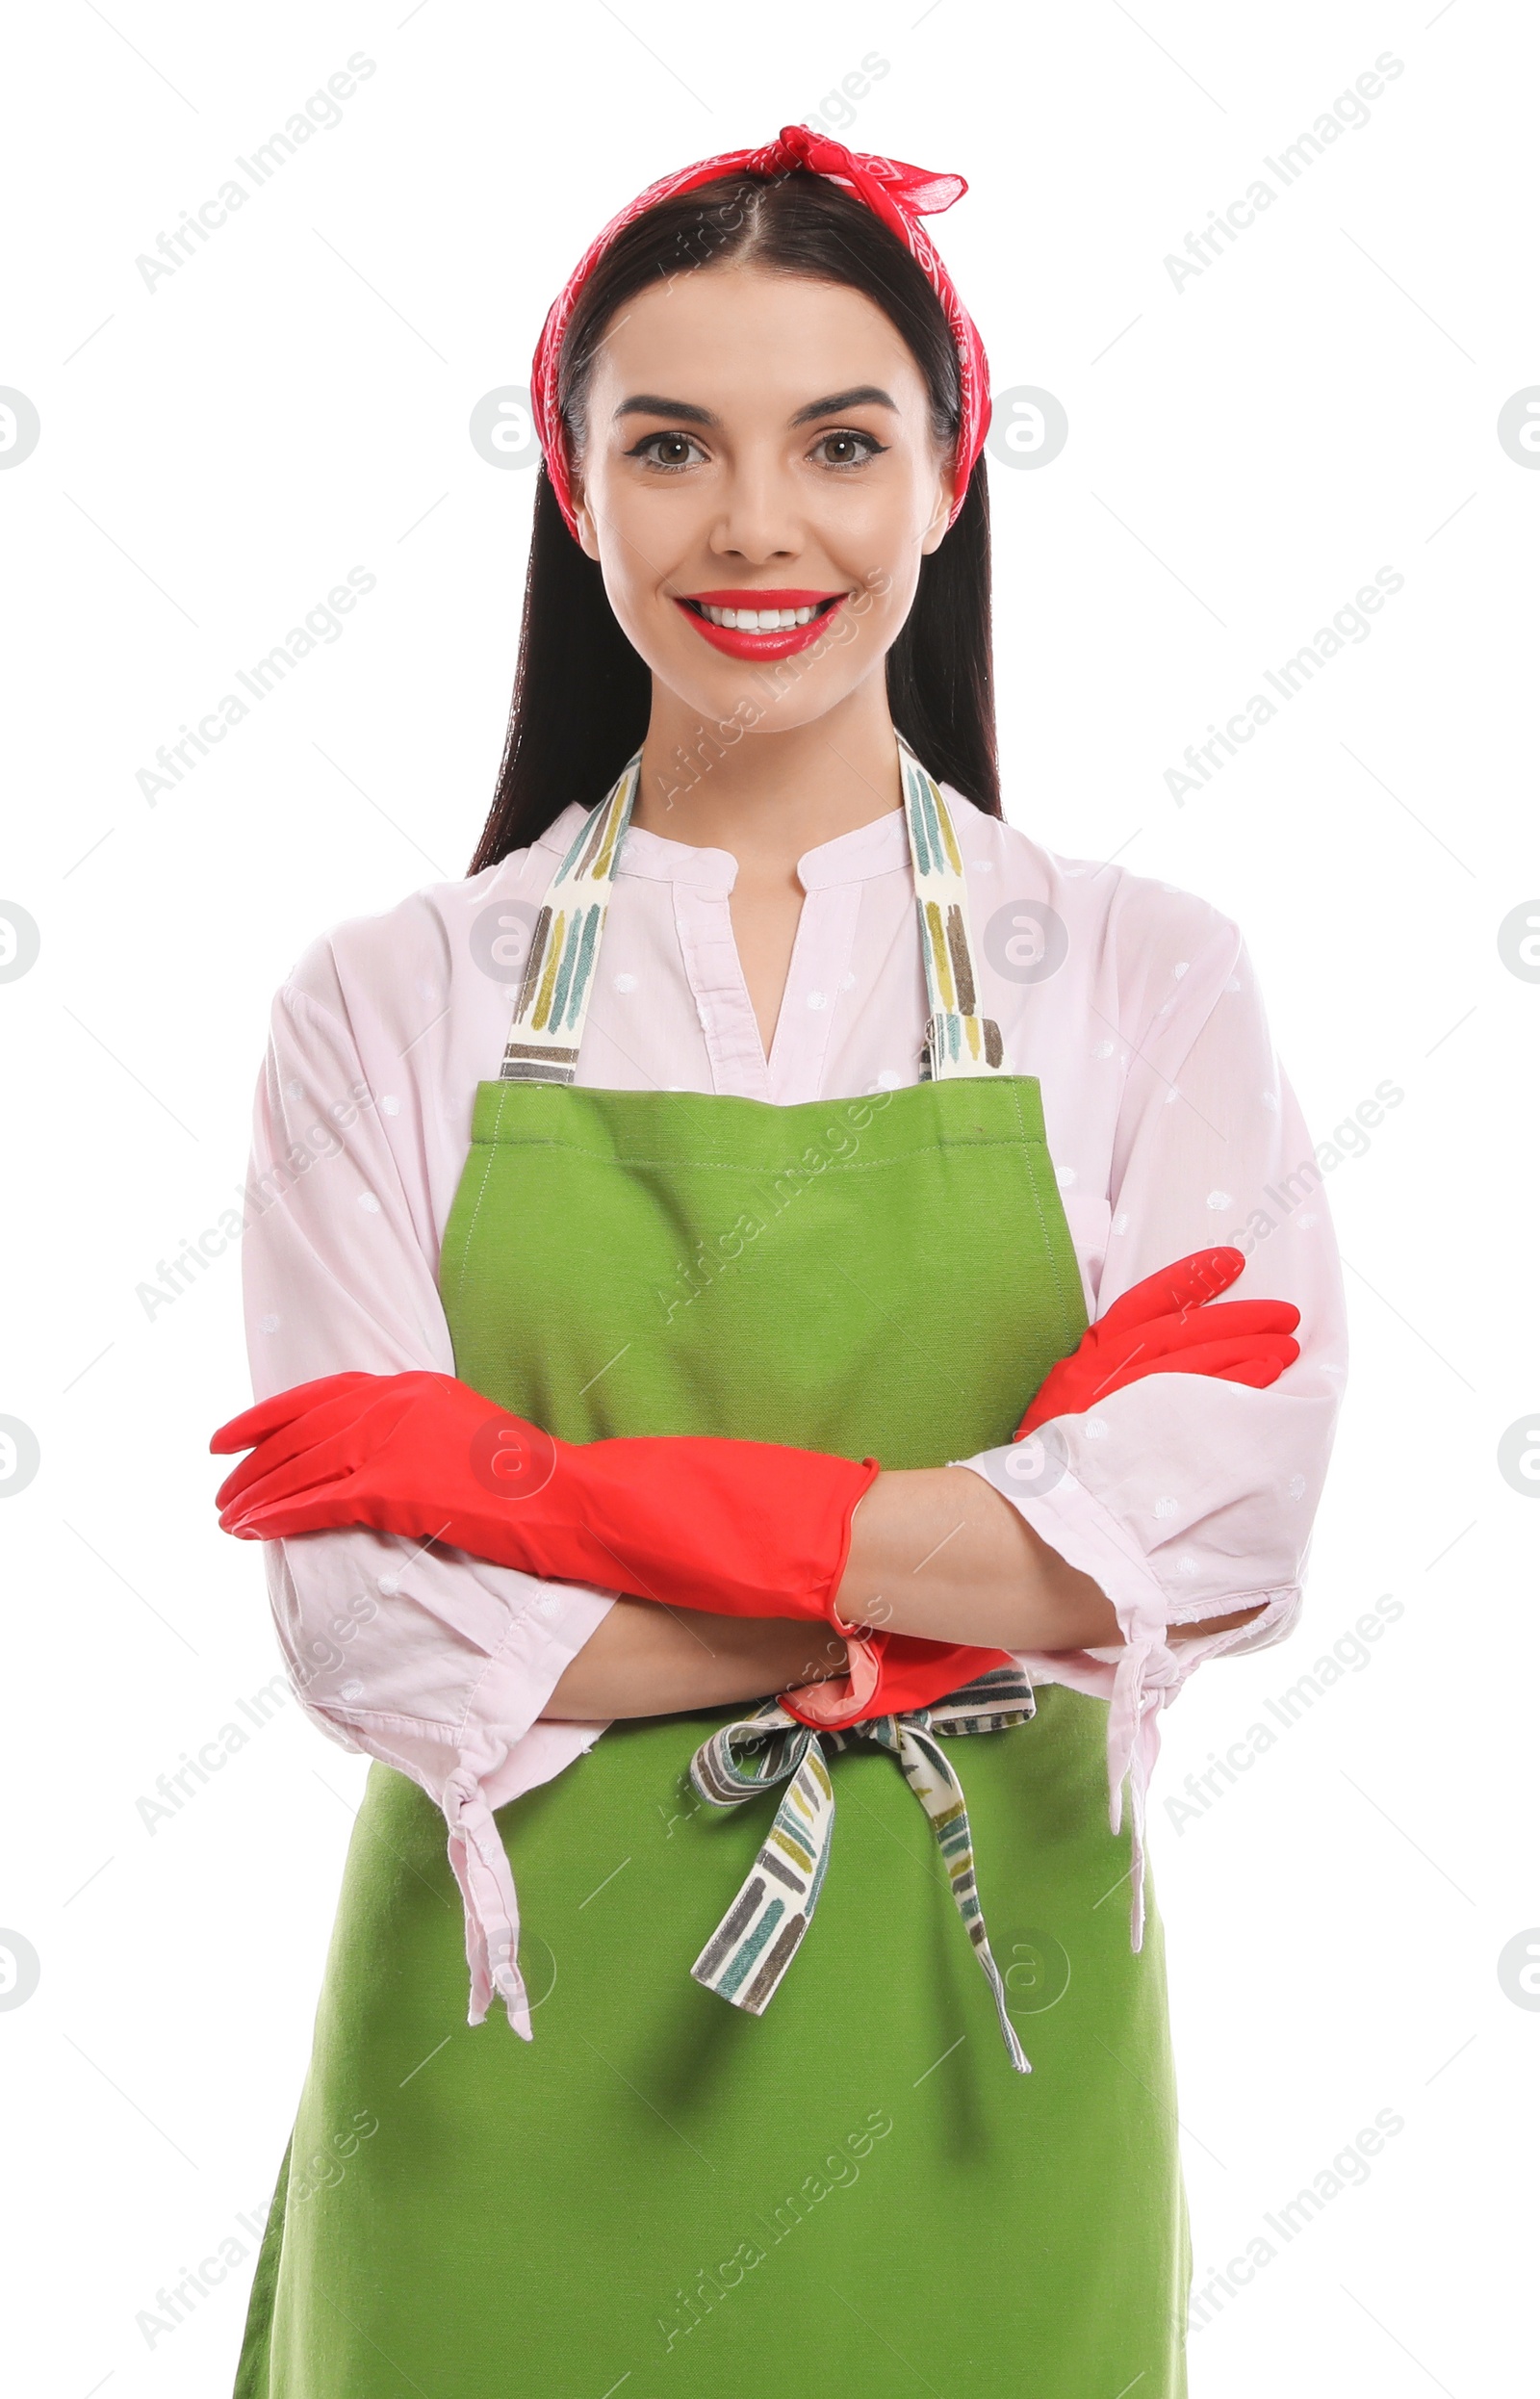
[1014,1246,1298,1438]
[214,1372,879,1632]
[210,1373,983,1727]
[781,1633,1018,1729]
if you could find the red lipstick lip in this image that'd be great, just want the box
[672,586,853,660]
[673,592,850,660]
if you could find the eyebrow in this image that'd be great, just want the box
[791,386,898,426]
[612,385,899,428]
[613,394,715,426]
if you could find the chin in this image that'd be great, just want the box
[652,617,877,733]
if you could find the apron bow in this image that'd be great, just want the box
[687,1664,1037,2073]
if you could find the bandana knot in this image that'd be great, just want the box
[746,123,968,221]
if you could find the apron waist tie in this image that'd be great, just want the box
[686,1664,1037,2074]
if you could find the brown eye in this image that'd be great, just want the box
[630,431,705,471]
[813,430,886,469]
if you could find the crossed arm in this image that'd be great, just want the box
[542,1464,1266,1718]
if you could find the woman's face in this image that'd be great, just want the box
[571,265,955,735]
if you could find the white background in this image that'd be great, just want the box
[2,2,1535,2392]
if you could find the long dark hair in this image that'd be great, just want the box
[470,169,997,873]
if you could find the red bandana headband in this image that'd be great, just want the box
[529,122,991,541]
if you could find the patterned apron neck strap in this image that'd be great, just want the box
[498,735,1003,1085]
[499,750,643,1085]
[895,733,1005,1081]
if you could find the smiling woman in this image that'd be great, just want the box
[474,156,998,894]
[221,124,1345,2399]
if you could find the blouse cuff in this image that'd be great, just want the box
[953,1452,1202,1954]
[447,1589,615,2037]
[302,1582,615,2042]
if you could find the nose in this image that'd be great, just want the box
[706,445,802,566]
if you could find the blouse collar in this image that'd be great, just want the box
[533,797,912,895]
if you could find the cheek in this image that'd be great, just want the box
[833,582,910,665]
[840,532,925,651]
[595,542,655,647]
[586,503,686,656]
[827,474,940,605]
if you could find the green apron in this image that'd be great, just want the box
[234,741,1192,2395]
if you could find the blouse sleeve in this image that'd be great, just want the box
[955,901,1348,1951]
[237,969,617,2040]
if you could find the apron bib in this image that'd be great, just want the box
[234,741,1192,2397]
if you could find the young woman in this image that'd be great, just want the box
[214,128,1346,2397]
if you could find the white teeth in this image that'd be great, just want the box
[694,601,828,631]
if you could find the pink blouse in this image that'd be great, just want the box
[239,784,1348,2036]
